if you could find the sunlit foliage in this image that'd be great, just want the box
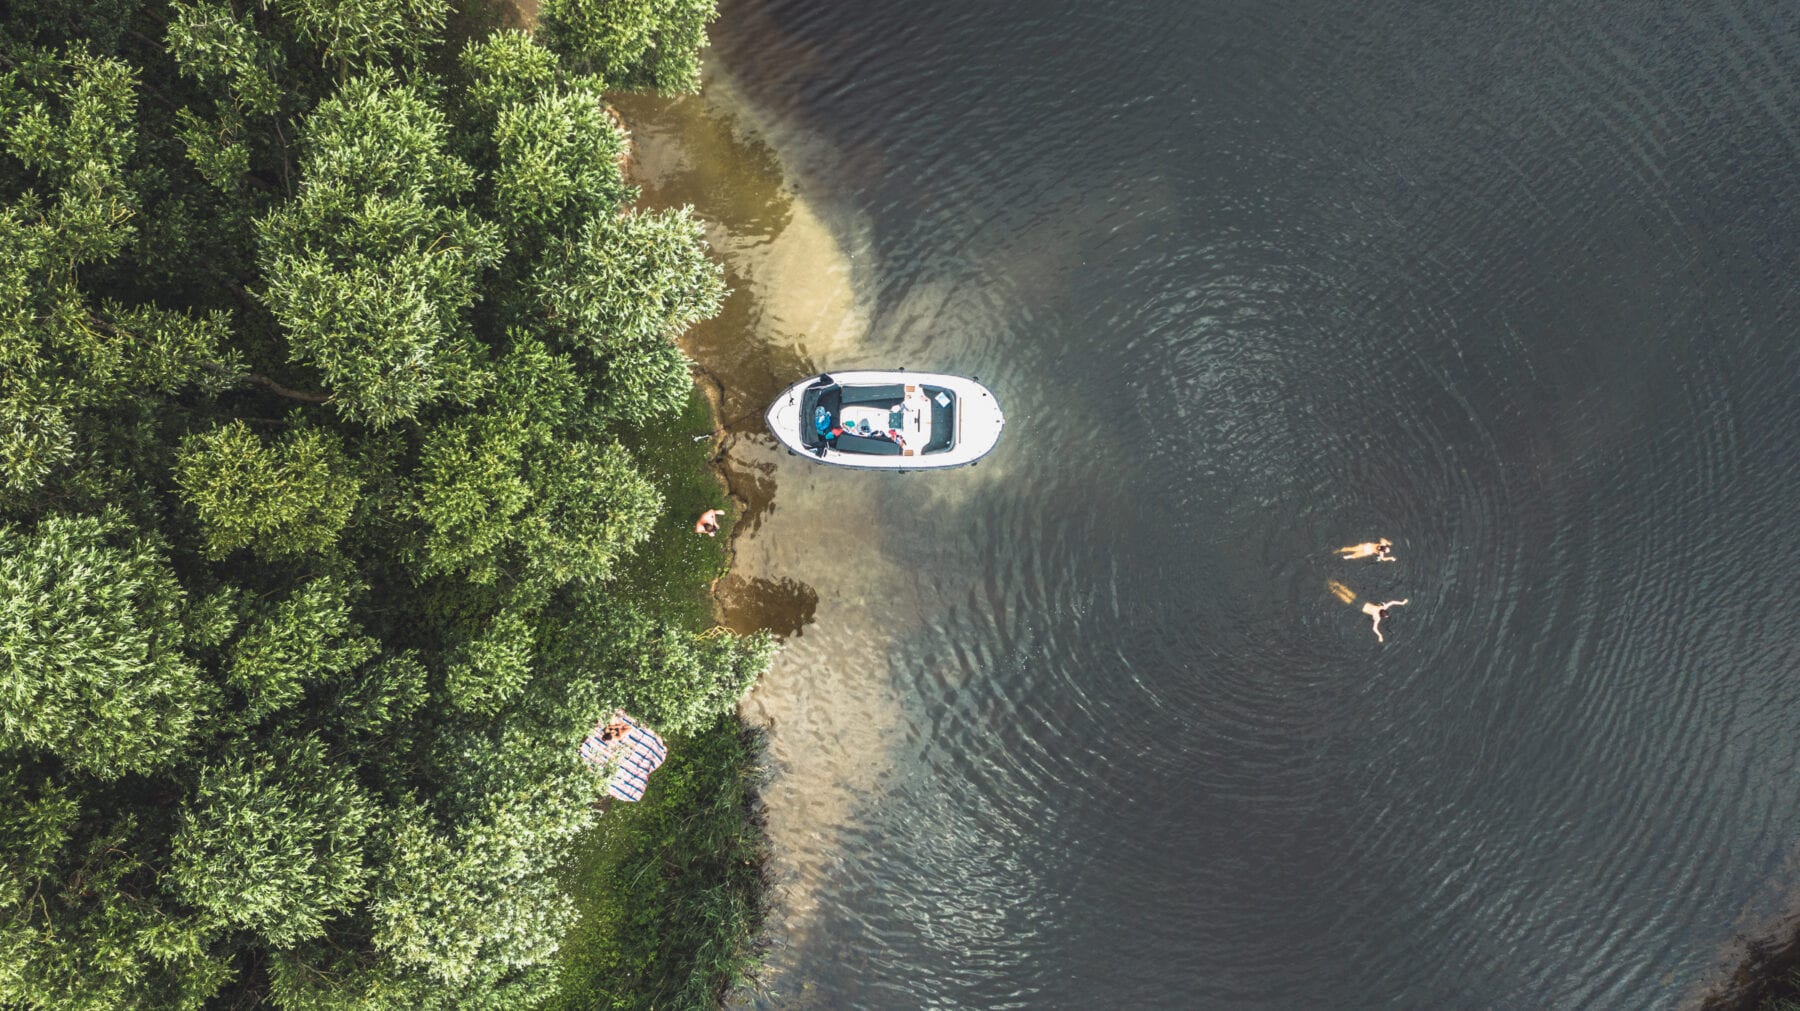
[0,2,772,1007]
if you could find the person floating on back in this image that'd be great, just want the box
[1361,599,1409,643]
[694,508,724,536]
[1336,538,1395,562]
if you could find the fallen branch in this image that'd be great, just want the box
[242,372,331,403]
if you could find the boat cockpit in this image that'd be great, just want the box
[798,376,957,457]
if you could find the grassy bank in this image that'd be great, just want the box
[551,717,768,1010]
[550,382,769,1009]
[609,386,734,628]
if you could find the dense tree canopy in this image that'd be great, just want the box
[537,0,718,93]
[0,512,214,779]
[0,2,770,1007]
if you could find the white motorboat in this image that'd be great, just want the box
[765,370,1004,470]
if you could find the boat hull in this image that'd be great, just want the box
[765,370,1004,470]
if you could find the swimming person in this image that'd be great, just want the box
[1336,538,1395,562]
[694,508,724,536]
[1326,579,1357,604]
[1361,599,1409,642]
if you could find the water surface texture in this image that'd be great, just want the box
[651,0,1800,1005]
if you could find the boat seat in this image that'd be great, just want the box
[834,432,905,455]
[839,384,906,407]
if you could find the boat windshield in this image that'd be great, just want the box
[798,378,840,450]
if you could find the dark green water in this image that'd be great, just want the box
[676,1,1800,1005]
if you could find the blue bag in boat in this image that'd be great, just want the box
[814,406,831,434]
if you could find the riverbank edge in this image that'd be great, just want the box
[544,98,776,1007]
[1696,914,1800,1010]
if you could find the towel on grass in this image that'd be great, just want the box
[579,711,668,802]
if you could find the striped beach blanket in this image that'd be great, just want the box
[579,712,668,802]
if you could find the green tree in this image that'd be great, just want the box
[459,30,560,115]
[0,513,214,778]
[409,420,660,588]
[371,808,562,984]
[407,412,532,584]
[328,653,429,749]
[0,0,143,55]
[165,0,283,116]
[176,420,360,559]
[0,771,77,913]
[531,207,723,424]
[406,336,662,588]
[0,783,228,1010]
[169,736,378,947]
[1,44,139,263]
[489,83,632,236]
[444,606,536,716]
[270,938,553,1011]
[273,0,450,72]
[164,0,286,194]
[226,577,379,721]
[517,439,662,588]
[257,71,501,428]
[538,0,718,93]
[0,47,237,495]
[555,595,773,737]
[0,1,771,1005]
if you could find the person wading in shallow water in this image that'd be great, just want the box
[1336,537,1395,562]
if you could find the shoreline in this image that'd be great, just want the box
[1695,916,1800,1010]
[610,104,752,631]
[687,359,749,627]
[528,32,778,1000]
